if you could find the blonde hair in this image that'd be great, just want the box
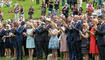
[6,24,11,30]
[29,23,34,29]
[83,23,89,29]
[93,19,98,24]
[51,21,57,29]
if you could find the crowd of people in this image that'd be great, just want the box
[0,0,12,8]
[0,0,105,60]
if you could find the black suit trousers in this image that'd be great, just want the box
[98,45,105,60]
[35,40,49,59]
[0,42,4,57]
[73,40,82,60]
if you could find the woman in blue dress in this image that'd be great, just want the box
[25,22,35,60]
[48,22,59,60]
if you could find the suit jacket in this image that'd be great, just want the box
[34,25,43,42]
[73,0,77,3]
[66,26,72,41]
[71,21,83,41]
[10,28,16,43]
[0,29,5,43]
[15,26,24,42]
[34,25,49,42]
[70,0,74,2]
[96,22,105,46]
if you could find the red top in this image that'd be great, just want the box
[74,8,78,11]
[87,6,93,13]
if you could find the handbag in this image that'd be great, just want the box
[47,54,54,60]
[81,39,90,49]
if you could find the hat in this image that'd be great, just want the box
[92,12,97,16]
[46,18,51,21]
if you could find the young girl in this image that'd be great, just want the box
[48,22,59,60]
[26,22,35,60]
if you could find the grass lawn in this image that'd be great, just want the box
[0,0,93,22]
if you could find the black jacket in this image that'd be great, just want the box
[34,25,49,42]
[0,29,5,43]
[96,22,105,46]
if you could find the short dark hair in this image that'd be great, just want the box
[98,15,103,19]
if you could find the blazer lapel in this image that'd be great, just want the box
[101,23,105,30]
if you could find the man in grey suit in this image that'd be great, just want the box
[96,16,105,60]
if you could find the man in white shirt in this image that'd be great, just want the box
[0,0,4,8]
[78,0,82,8]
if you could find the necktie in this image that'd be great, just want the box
[98,23,101,30]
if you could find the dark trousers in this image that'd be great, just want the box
[69,2,77,8]
[73,40,82,60]
[67,0,70,4]
[10,43,14,56]
[0,42,4,57]
[67,39,75,60]
[98,45,105,60]
[93,1,97,7]
[72,2,77,7]
[36,0,39,4]
[23,43,28,56]
[98,0,103,7]
[41,40,49,59]
[23,38,28,56]
[16,41,23,60]
[62,0,65,6]
[29,14,33,19]
[70,2,72,8]
[35,40,49,59]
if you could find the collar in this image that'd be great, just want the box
[101,22,104,25]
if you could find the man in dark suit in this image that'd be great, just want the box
[15,21,24,60]
[96,16,105,60]
[71,16,83,60]
[64,17,75,60]
[0,24,5,57]
[34,21,43,60]
[34,21,50,60]
[22,23,29,56]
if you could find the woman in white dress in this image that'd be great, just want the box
[25,22,35,60]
